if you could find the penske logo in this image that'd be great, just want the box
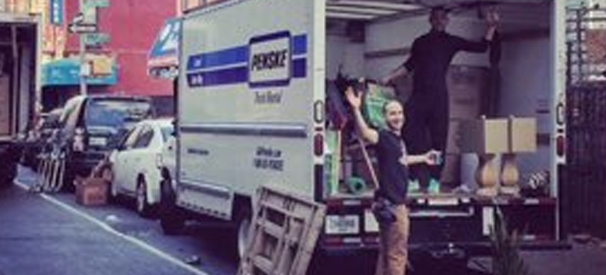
[248,31,292,88]
[250,49,288,71]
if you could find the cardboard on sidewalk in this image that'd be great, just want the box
[75,177,108,206]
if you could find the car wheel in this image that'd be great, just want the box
[159,175,185,235]
[136,177,154,218]
[105,168,118,202]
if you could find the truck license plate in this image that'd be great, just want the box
[325,215,359,235]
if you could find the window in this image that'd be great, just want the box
[160,126,174,142]
[85,98,152,129]
[120,127,142,151]
[133,126,154,149]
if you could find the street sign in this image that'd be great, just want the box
[68,23,97,34]
[84,0,109,9]
[50,0,64,25]
[84,33,110,46]
[72,12,84,24]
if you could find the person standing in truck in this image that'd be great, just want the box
[345,86,438,275]
[382,7,499,193]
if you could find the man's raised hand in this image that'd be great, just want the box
[345,86,362,110]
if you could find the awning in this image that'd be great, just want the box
[148,17,181,79]
[42,58,117,87]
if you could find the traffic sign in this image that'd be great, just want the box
[84,33,110,46]
[69,23,98,34]
[84,0,109,9]
[72,12,84,24]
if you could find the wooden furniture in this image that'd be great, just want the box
[500,117,537,195]
[459,118,508,197]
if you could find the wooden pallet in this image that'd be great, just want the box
[238,186,326,275]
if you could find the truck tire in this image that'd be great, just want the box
[232,202,252,260]
[1,144,20,188]
[159,175,185,235]
[0,160,16,188]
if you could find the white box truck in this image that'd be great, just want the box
[159,0,571,263]
[0,12,41,187]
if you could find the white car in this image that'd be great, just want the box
[108,118,174,216]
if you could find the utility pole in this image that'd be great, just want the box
[78,0,87,96]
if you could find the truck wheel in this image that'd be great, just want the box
[233,205,252,260]
[136,177,154,218]
[159,175,184,235]
[0,160,16,188]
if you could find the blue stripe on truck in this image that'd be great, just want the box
[187,58,306,88]
[292,35,307,56]
[186,34,307,71]
[187,66,248,87]
[186,45,248,71]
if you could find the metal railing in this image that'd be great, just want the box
[566,6,606,85]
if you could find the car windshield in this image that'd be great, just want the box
[85,99,152,129]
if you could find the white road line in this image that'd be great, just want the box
[14,180,210,275]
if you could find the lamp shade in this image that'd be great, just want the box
[459,118,509,154]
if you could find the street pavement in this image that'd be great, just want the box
[0,183,208,275]
[2,166,606,275]
[1,166,237,275]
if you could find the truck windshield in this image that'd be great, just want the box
[85,99,152,129]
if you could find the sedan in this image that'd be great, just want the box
[108,118,173,217]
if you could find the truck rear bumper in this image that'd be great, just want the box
[318,194,565,256]
[319,239,571,257]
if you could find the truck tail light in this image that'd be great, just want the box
[314,133,323,156]
[556,135,565,157]
[73,128,86,152]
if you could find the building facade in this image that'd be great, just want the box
[42,0,177,114]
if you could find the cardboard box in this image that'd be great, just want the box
[75,177,108,206]
[509,117,537,152]
[459,118,509,154]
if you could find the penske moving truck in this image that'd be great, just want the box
[159,0,574,264]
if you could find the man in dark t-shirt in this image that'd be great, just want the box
[345,86,438,275]
[382,7,499,194]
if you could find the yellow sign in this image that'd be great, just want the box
[89,55,114,76]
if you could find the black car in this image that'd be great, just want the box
[53,95,154,191]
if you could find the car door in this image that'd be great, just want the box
[112,126,142,194]
[125,125,155,193]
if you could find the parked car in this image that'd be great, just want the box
[53,95,154,191]
[108,118,173,217]
[20,108,63,168]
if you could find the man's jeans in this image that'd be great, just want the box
[375,204,409,275]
